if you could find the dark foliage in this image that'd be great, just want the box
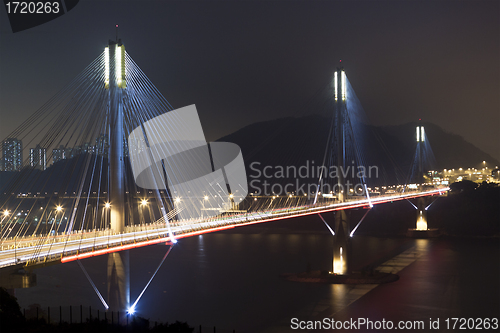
[0,289,194,333]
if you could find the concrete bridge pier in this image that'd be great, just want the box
[416,196,428,231]
[107,251,130,312]
[407,195,442,237]
[333,209,350,275]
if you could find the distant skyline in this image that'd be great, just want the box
[0,134,119,169]
[0,1,498,161]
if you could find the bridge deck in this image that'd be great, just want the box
[0,188,446,269]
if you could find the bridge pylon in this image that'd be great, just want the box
[416,197,428,231]
[333,209,350,274]
[407,123,442,237]
[416,123,427,231]
[332,67,350,275]
[105,39,130,312]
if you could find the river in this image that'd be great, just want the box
[14,217,500,332]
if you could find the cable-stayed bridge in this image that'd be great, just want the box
[0,39,445,313]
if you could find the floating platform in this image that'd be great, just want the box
[406,228,442,238]
[281,270,399,284]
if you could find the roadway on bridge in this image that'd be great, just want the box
[0,188,446,269]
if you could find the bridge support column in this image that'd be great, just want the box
[108,40,126,234]
[333,210,350,275]
[106,39,129,312]
[416,197,428,230]
[107,251,130,312]
[331,67,351,275]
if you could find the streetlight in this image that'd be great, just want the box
[104,202,111,209]
[175,197,181,203]
[56,205,63,212]
[3,210,9,217]
[141,199,148,206]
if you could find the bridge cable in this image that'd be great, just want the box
[349,208,371,237]
[129,244,174,313]
[77,259,109,310]
[317,214,335,236]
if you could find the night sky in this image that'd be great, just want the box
[0,1,498,161]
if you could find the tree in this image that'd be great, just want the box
[449,180,477,193]
[0,288,25,332]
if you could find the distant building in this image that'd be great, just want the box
[52,145,66,164]
[66,146,82,159]
[2,138,23,171]
[123,138,129,157]
[30,144,47,170]
[50,135,114,165]
[492,168,500,180]
[86,144,97,155]
[127,137,145,158]
[95,135,109,157]
[82,142,91,153]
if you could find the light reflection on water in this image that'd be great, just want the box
[14,232,499,332]
[415,238,429,251]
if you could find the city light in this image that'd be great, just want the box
[104,202,111,209]
[175,197,181,203]
[56,205,63,212]
[127,306,135,315]
[141,199,148,206]
[3,210,9,217]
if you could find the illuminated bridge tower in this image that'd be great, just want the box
[332,67,350,275]
[105,39,130,312]
[415,123,428,231]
